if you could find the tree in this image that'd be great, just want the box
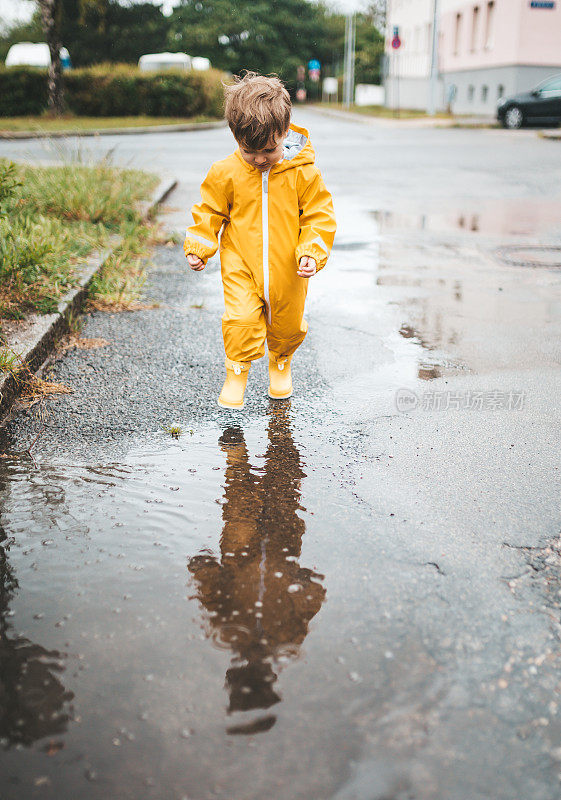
[167,0,344,86]
[37,0,63,114]
[354,9,385,85]
[59,0,168,66]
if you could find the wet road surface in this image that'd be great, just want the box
[2,113,561,799]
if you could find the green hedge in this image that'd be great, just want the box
[0,65,225,118]
[0,68,49,116]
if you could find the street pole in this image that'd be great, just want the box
[343,12,356,109]
[343,14,349,106]
[427,0,439,115]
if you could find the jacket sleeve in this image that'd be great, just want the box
[184,163,230,264]
[295,167,337,272]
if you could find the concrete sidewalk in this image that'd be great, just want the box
[308,104,498,128]
[0,176,177,422]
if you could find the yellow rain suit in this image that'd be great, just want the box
[183,123,336,366]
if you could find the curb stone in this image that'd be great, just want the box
[0,119,227,141]
[0,175,178,424]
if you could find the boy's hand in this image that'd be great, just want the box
[297,256,317,278]
[187,253,205,271]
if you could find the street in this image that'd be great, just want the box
[1,110,561,799]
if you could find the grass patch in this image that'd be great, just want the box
[316,102,454,119]
[0,345,23,375]
[0,115,215,133]
[87,221,172,312]
[0,158,158,320]
[0,343,73,405]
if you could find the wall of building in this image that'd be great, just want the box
[439,0,561,72]
[385,0,434,78]
[385,75,445,109]
[439,1,523,72]
[384,0,561,112]
[518,1,561,65]
[443,64,561,115]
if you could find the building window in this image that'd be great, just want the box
[454,13,462,55]
[471,6,480,51]
[485,1,495,49]
[497,84,504,99]
[481,85,488,102]
[468,85,475,102]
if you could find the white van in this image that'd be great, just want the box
[138,52,192,72]
[5,42,71,69]
[191,57,211,71]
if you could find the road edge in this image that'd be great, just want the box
[0,175,178,424]
[0,119,227,141]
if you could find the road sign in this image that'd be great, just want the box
[308,59,321,71]
[391,36,401,49]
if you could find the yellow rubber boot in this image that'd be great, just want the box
[218,358,250,409]
[268,354,293,399]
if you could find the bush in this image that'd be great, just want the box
[0,65,225,118]
[0,158,157,318]
[0,68,48,116]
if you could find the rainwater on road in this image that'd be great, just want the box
[1,111,561,799]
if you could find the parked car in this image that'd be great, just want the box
[497,74,561,129]
[5,42,71,69]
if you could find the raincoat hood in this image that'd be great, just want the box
[234,123,315,174]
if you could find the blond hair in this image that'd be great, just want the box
[224,71,291,151]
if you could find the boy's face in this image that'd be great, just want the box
[238,130,289,171]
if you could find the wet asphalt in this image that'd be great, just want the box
[1,112,561,799]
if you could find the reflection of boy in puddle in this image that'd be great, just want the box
[188,408,325,735]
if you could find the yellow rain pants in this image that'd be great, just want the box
[183,123,336,365]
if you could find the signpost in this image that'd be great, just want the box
[322,76,338,103]
[391,26,401,117]
[427,0,440,115]
[296,64,306,102]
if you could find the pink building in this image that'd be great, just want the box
[385,0,561,113]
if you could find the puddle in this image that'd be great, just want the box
[0,408,347,797]
[373,199,561,238]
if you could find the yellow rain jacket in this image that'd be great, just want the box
[183,122,336,365]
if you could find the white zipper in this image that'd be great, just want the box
[262,168,271,324]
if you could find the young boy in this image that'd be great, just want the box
[184,71,336,409]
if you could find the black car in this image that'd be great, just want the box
[497,74,561,129]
